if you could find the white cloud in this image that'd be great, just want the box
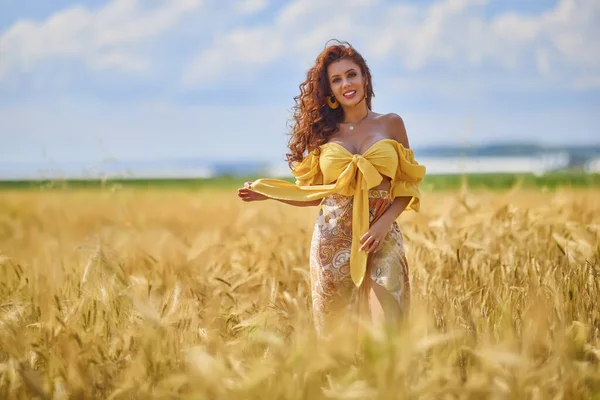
[398,0,486,70]
[182,26,287,85]
[182,0,375,85]
[233,0,269,15]
[0,0,203,77]
[374,0,600,84]
[182,0,600,89]
[0,0,598,90]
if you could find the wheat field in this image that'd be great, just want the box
[0,186,599,399]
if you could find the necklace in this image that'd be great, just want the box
[346,110,369,131]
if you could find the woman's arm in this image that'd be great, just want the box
[378,196,412,225]
[359,113,414,253]
[379,113,412,223]
[237,182,322,207]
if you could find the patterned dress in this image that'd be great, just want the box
[309,189,410,336]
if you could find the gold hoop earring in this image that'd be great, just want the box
[327,95,339,109]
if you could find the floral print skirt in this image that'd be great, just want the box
[309,189,411,336]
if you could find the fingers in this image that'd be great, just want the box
[237,182,253,192]
[366,238,380,253]
[238,182,254,198]
[360,231,369,243]
[359,236,375,252]
[237,187,253,201]
[358,236,369,251]
[237,185,265,202]
[359,236,383,253]
[237,185,253,194]
[372,239,384,253]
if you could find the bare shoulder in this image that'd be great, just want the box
[380,113,409,148]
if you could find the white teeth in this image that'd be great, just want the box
[343,90,356,97]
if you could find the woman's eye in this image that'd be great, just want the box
[348,72,357,78]
[332,78,340,83]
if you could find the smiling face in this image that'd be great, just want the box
[327,58,366,108]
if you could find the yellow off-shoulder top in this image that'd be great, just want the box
[249,138,426,287]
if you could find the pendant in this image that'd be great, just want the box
[349,125,354,131]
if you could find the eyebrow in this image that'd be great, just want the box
[330,68,357,79]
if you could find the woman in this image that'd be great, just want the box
[237,40,426,336]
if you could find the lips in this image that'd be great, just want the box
[343,90,357,98]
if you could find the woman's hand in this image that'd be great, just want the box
[237,182,268,202]
[359,217,393,254]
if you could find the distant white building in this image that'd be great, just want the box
[417,153,571,175]
[585,157,600,173]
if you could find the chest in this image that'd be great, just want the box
[327,133,390,156]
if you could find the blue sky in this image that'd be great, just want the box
[1,0,599,166]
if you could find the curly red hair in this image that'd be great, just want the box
[285,40,374,168]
